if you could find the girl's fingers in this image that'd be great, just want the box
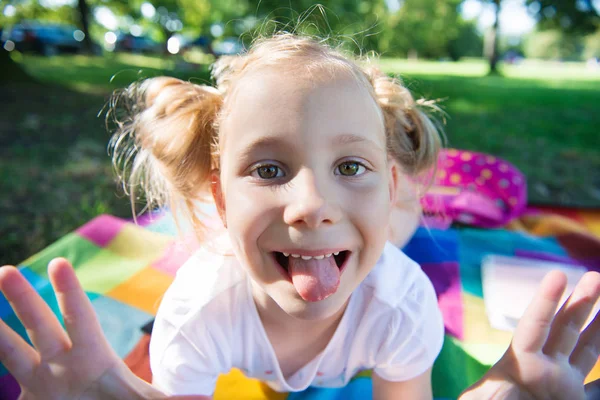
[570,308,600,377]
[0,265,70,359]
[48,258,107,349]
[543,271,600,358]
[0,317,39,385]
[512,270,567,353]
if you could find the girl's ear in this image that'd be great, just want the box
[388,160,400,207]
[210,170,227,228]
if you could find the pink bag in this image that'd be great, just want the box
[421,149,527,229]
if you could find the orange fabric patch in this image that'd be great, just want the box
[107,267,174,315]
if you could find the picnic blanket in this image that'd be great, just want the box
[1,206,599,400]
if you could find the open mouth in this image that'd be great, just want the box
[273,250,350,274]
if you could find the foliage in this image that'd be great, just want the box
[523,30,583,60]
[525,0,600,34]
[448,19,484,60]
[380,0,464,58]
[0,1,79,26]
[583,30,600,59]
[240,1,389,54]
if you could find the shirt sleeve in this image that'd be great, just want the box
[150,320,222,396]
[373,270,445,382]
[149,252,229,396]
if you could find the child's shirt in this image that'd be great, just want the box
[149,241,444,396]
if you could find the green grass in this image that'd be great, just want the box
[1,53,599,265]
[380,58,600,207]
[9,52,212,91]
[1,53,212,264]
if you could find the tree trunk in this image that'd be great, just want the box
[487,0,501,74]
[0,49,32,83]
[77,0,94,54]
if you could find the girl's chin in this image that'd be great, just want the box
[273,289,349,321]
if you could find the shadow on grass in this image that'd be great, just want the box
[0,81,132,265]
[1,54,213,264]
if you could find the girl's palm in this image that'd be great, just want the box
[0,258,149,399]
[481,270,600,400]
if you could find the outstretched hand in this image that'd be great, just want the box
[462,270,600,400]
[0,259,210,400]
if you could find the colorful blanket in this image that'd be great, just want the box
[1,207,599,400]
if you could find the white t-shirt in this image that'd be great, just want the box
[149,241,445,396]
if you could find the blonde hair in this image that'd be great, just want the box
[107,33,443,239]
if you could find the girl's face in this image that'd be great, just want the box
[214,67,398,320]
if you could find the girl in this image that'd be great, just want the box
[1,33,599,400]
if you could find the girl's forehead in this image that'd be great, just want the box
[220,65,385,134]
[216,68,387,161]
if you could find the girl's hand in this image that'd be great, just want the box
[461,270,600,400]
[0,258,194,400]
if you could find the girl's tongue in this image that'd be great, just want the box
[288,256,340,302]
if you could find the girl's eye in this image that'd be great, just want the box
[253,165,284,179]
[337,161,366,176]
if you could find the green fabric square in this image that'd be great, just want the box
[75,250,148,294]
[22,233,100,278]
[432,335,489,399]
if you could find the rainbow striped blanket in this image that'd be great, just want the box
[1,207,599,399]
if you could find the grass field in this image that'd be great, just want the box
[1,53,599,264]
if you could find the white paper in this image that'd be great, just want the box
[482,255,598,332]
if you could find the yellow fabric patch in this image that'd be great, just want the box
[585,359,600,384]
[462,293,512,347]
[106,224,173,263]
[579,210,600,236]
[215,368,288,400]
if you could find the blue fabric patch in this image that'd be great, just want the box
[458,228,567,297]
[0,268,60,320]
[403,227,460,264]
[91,296,153,358]
[288,377,372,400]
[0,311,31,377]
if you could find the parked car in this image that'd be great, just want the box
[113,33,161,54]
[2,23,93,56]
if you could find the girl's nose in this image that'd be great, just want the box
[283,169,342,229]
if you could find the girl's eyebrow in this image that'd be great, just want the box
[237,132,384,160]
[237,135,292,159]
[333,133,384,151]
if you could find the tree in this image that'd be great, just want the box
[525,0,600,34]
[381,0,463,59]
[476,0,599,74]
[243,1,389,53]
[1,0,94,52]
[467,0,502,74]
[448,19,484,61]
[76,0,94,53]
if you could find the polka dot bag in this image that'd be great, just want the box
[420,149,527,229]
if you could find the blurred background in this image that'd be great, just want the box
[1,0,599,264]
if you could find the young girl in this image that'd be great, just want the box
[1,33,599,400]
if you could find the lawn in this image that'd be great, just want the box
[1,53,599,264]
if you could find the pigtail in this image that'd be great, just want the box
[211,55,249,92]
[107,77,223,236]
[364,67,444,178]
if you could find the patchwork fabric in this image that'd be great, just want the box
[1,207,599,400]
